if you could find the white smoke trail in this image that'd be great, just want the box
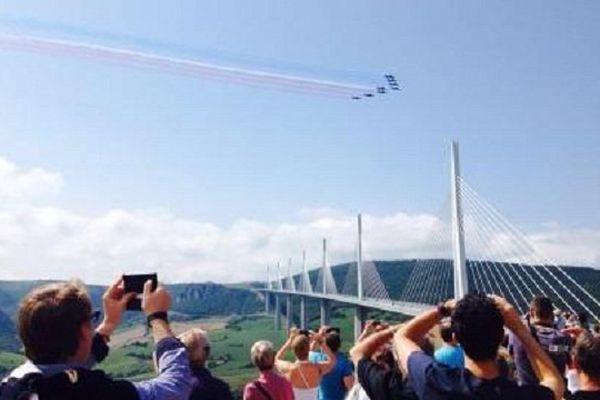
[0,33,377,98]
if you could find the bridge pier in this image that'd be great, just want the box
[285,294,293,331]
[274,295,281,330]
[265,292,270,314]
[320,299,331,327]
[300,296,307,329]
[354,306,366,342]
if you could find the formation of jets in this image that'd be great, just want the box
[352,74,400,100]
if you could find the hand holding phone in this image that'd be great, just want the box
[123,273,157,311]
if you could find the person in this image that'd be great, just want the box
[554,309,567,330]
[578,312,591,333]
[509,296,571,386]
[349,320,417,400]
[243,340,294,400]
[178,328,233,400]
[570,333,600,399]
[0,276,194,400]
[394,293,565,400]
[433,323,465,369]
[309,327,354,400]
[276,328,336,400]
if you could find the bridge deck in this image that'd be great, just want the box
[260,289,432,316]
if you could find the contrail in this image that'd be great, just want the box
[0,33,379,99]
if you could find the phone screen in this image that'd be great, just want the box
[123,273,157,311]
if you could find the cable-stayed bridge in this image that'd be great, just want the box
[260,142,600,340]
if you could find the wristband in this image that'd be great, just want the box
[91,332,110,362]
[147,311,169,327]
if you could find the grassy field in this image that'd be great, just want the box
[0,307,381,398]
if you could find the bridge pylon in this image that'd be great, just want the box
[450,141,468,298]
[265,265,271,314]
[285,258,294,331]
[299,250,308,329]
[274,262,282,330]
[354,213,366,341]
[320,239,331,326]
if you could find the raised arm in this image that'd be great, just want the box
[313,332,337,374]
[89,275,136,365]
[394,302,450,372]
[350,323,401,365]
[134,282,194,400]
[492,296,564,400]
[276,336,292,360]
[275,336,295,374]
[356,320,377,343]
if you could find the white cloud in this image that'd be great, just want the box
[0,204,445,284]
[0,157,597,286]
[1,203,595,286]
[528,227,600,267]
[0,157,63,199]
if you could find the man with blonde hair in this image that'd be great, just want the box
[178,328,232,400]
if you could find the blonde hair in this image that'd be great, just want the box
[291,334,310,360]
[250,340,275,371]
[178,328,211,367]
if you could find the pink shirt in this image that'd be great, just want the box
[243,370,294,400]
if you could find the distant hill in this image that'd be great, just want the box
[0,309,18,352]
[2,260,600,349]
[170,283,263,317]
[0,279,264,350]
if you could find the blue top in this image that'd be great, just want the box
[309,350,353,400]
[407,350,554,400]
[434,344,465,369]
[134,336,196,400]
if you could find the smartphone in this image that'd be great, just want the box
[123,273,158,311]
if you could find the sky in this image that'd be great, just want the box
[0,1,598,284]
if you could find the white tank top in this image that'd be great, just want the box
[293,362,319,400]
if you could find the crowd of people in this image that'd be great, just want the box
[1,276,600,400]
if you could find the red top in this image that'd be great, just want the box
[243,370,294,400]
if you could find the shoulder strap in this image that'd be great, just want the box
[526,320,540,343]
[253,381,274,400]
[295,363,311,388]
[0,373,42,400]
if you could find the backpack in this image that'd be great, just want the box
[529,323,571,371]
[0,373,42,400]
[0,369,138,400]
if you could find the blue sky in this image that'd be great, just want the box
[0,1,598,283]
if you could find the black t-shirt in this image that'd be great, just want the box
[573,391,600,400]
[1,369,139,400]
[356,357,417,400]
[189,367,233,400]
[407,351,554,400]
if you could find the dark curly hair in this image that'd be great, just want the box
[451,293,504,361]
[325,332,341,353]
[574,333,600,380]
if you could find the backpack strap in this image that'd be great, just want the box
[0,372,43,400]
[253,381,274,400]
